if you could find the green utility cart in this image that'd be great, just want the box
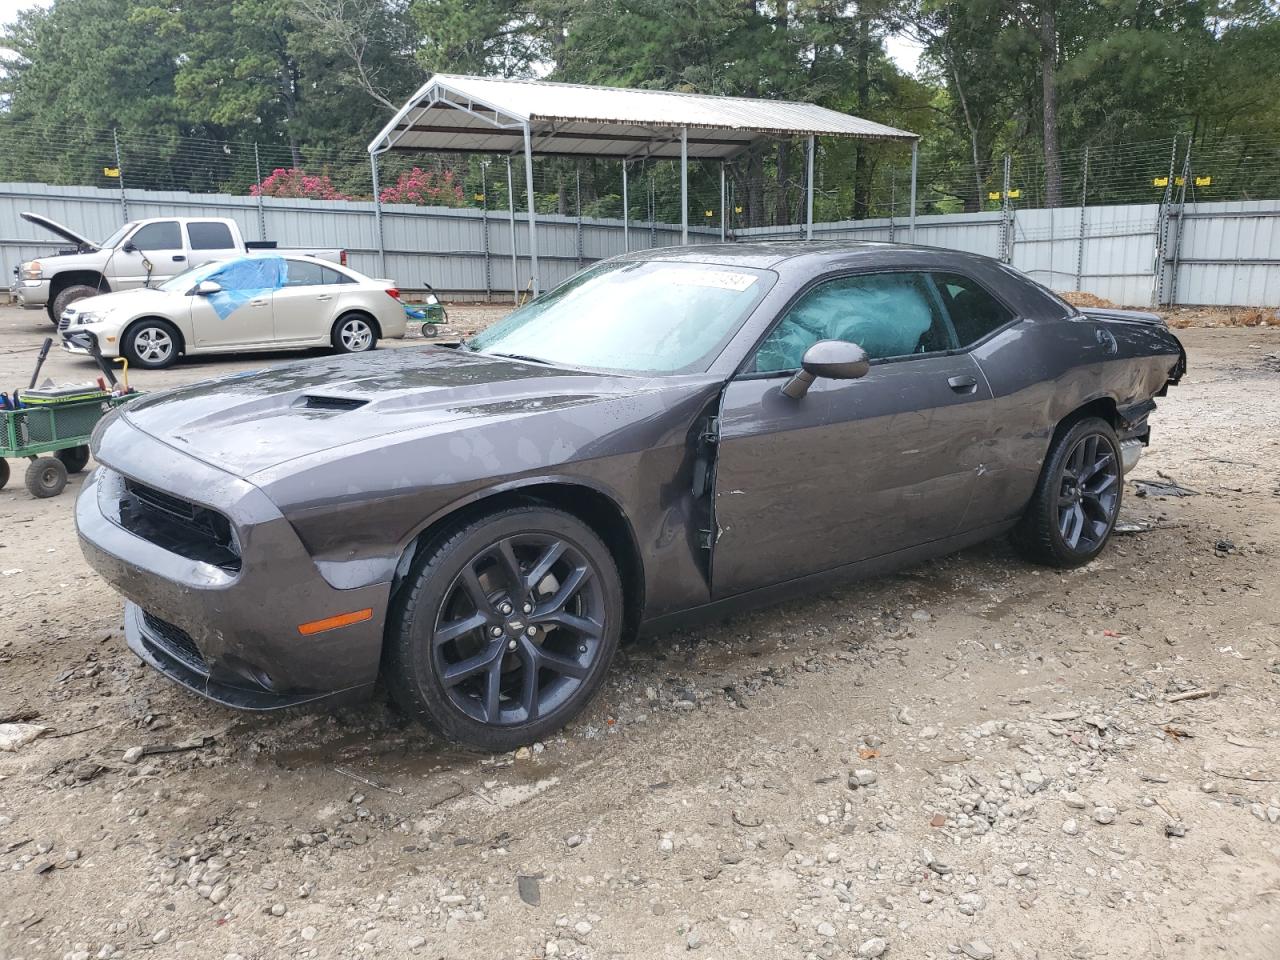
[0,393,137,498]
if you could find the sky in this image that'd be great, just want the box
[0,0,924,74]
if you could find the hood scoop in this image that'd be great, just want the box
[297,394,369,412]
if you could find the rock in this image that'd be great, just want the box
[574,921,592,936]
[301,926,318,941]
[517,875,541,906]
[1093,807,1116,825]
[962,941,995,960]
[1165,822,1186,838]
[857,937,888,958]
[849,769,877,788]
[1011,862,1031,877]
[911,610,932,622]
[270,903,287,917]
[122,746,145,764]
[151,929,171,945]
[566,833,584,848]
[406,936,427,950]
[686,928,703,950]
[920,726,940,739]
[209,883,229,904]
[0,723,48,752]
[1062,819,1080,836]
[1020,770,1048,794]
[659,837,675,853]
[816,921,836,938]
[1061,793,1088,809]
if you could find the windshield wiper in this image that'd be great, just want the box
[489,352,553,365]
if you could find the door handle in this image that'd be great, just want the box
[947,375,978,393]
[250,298,268,307]
[172,254,186,262]
[316,295,333,302]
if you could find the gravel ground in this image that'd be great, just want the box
[1,302,1279,960]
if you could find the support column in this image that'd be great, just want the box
[522,123,540,296]
[680,127,689,244]
[370,152,386,278]
[805,135,815,241]
[622,160,630,252]
[112,128,128,220]
[908,139,919,242]
[506,158,518,303]
[720,162,726,242]
[1075,146,1089,292]
[254,143,266,241]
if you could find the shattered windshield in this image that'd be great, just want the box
[466,260,774,374]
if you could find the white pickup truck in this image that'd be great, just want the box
[11,213,347,324]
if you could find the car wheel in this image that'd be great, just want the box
[55,444,91,474]
[332,314,377,354]
[124,319,180,369]
[384,505,623,750]
[1012,416,1123,568]
[25,457,68,498]
[50,284,101,326]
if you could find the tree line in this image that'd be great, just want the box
[2,0,1277,222]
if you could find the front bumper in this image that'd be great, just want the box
[76,422,390,711]
[12,277,51,309]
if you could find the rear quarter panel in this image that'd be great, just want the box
[968,314,1183,524]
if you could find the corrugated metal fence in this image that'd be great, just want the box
[4,182,1279,306]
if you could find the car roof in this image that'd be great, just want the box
[615,239,1002,273]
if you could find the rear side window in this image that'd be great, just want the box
[129,221,181,251]
[753,271,954,372]
[285,260,352,286]
[187,221,235,250]
[933,273,1016,346]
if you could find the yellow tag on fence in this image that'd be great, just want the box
[103,167,120,178]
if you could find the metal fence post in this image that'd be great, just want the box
[506,158,519,303]
[575,163,583,267]
[1075,146,1089,291]
[908,139,918,242]
[889,166,896,243]
[480,160,491,299]
[720,162,726,242]
[999,153,1013,263]
[369,152,386,279]
[253,142,266,241]
[1152,136,1178,307]
[1168,141,1193,307]
[112,128,128,220]
[622,160,630,252]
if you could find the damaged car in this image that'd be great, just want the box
[76,243,1186,750]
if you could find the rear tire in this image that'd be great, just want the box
[384,505,623,751]
[55,445,91,474]
[50,284,101,325]
[332,314,377,354]
[1012,416,1123,568]
[124,319,181,369]
[25,457,68,498]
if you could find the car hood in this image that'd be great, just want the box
[22,211,97,249]
[118,347,667,479]
[69,288,179,317]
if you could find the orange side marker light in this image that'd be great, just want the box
[298,608,373,636]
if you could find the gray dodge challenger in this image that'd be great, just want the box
[77,242,1186,750]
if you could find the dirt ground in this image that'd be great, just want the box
[1,301,1278,960]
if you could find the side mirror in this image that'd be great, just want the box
[193,280,222,296]
[782,339,870,399]
[122,241,136,253]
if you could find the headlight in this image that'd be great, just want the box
[75,311,105,326]
[22,261,42,280]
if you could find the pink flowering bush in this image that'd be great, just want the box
[251,168,350,200]
[379,166,465,206]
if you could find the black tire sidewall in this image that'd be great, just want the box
[26,457,68,498]
[124,320,181,369]
[0,459,9,490]
[1035,417,1123,566]
[52,285,98,323]
[387,506,623,750]
[55,445,90,474]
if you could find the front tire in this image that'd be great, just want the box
[1012,416,1123,568]
[25,457,68,498]
[124,319,181,369]
[50,284,101,325]
[332,314,377,354]
[384,505,623,751]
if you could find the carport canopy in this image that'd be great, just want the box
[368,74,920,294]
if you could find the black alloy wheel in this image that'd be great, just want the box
[1012,416,1124,568]
[385,506,622,750]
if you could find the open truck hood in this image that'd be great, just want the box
[22,211,97,249]
[116,347,647,480]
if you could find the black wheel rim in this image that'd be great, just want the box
[1057,432,1120,553]
[431,534,605,727]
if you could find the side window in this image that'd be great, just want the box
[284,260,325,287]
[129,221,181,251]
[319,265,354,285]
[932,273,1015,347]
[187,222,235,250]
[753,271,954,373]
